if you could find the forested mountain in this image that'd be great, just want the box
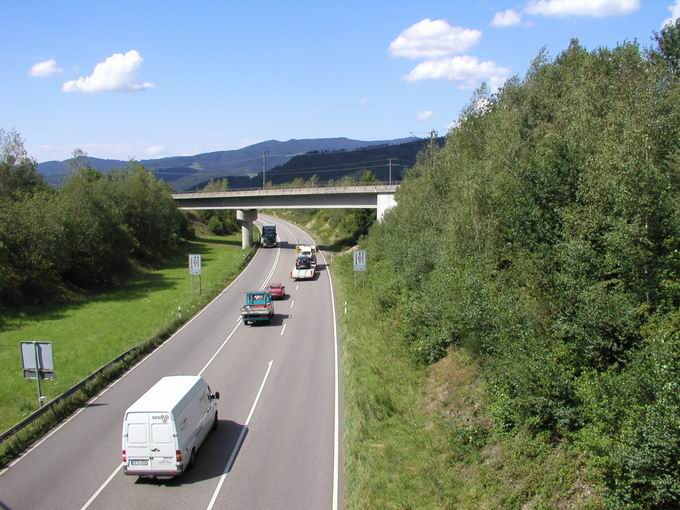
[188,138,443,190]
[37,137,416,189]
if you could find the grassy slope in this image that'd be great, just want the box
[0,233,247,431]
[275,210,603,508]
[334,254,602,509]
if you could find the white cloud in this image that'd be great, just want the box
[62,50,155,93]
[662,0,680,27]
[417,110,434,120]
[145,145,166,157]
[404,55,510,90]
[526,0,639,18]
[29,59,62,77]
[492,9,522,27]
[389,18,482,59]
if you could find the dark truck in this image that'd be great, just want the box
[261,225,277,248]
[240,291,274,325]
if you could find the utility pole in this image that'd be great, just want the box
[388,158,393,185]
[262,151,269,189]
[429,130,437,169]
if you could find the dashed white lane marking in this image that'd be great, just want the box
[206,360,274,510]
[1,234,268,479]
[80,464,123,510]
[280,323,287,336]
[77,228,281,507]
[274,217,341,510]
[290,299,295,309]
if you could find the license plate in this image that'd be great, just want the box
[129,459,148,466]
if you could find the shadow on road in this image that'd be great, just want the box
[134,419,247,486]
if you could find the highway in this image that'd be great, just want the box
[0,216,341,510]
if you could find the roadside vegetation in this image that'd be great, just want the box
[0,141,253,463]
[294,24,680,510]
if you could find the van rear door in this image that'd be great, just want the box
[125,412,151,472]
[148,413,177,473]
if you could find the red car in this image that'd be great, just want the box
[267,283,286,299]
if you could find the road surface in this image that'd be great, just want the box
[0,216,341,510]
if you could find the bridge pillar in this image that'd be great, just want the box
[377,193,397,223]
[236,209,258,249]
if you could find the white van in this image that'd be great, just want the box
[122,375,220,478]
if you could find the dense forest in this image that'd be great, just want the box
[0,134,191,307]
[355,28,680,508]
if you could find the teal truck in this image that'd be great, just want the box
[261,225,277,248]
[240,291,274,325]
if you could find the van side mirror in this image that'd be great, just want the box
[211,392,220,400]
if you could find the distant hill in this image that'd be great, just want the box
[37,137,416,189]
[188,137,445,190]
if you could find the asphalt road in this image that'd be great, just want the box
[0,216,341,510]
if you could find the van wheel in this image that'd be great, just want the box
[187,448,196,470]
[212,411,218,431]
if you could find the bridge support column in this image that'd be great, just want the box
[377,193,397,223]
[236,209,258,249]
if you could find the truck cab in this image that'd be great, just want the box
[261,225,277,248]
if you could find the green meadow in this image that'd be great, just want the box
[0,234,248,432]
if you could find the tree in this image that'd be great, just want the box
[653,17,680,73]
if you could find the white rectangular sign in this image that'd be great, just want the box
[21,341,55,380]
[353,250,367,271]
[189,254,202,275]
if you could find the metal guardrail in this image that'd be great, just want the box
[0,241,262,447]
[0,345,139,445]
[173,181,402,198]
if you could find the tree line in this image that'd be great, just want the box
[0,135,192,307]
[361,25,680,508]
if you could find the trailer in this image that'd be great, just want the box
[290,253,316,280]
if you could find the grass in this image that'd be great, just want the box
[333,253,603,509]
[0,233,250,433]
[267,212,602,507]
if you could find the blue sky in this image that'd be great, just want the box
[1,0,678,162]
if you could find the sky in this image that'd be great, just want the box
[1,0,678,162]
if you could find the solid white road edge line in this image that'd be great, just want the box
[270,216,340,510]
[0,232,267,478]
[80,464,123,510]
[75,230,280,507]
[206,360,274,510]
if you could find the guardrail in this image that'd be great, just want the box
[175,181,403,197]
[0,344,139,445]
[0,240,261,450]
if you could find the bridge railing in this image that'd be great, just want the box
[174,181,402,196]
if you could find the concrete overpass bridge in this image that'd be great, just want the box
[172,184,398,248]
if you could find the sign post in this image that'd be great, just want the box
[189,254,202,294]
[20,341,55,408]
[353,250,367,287]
